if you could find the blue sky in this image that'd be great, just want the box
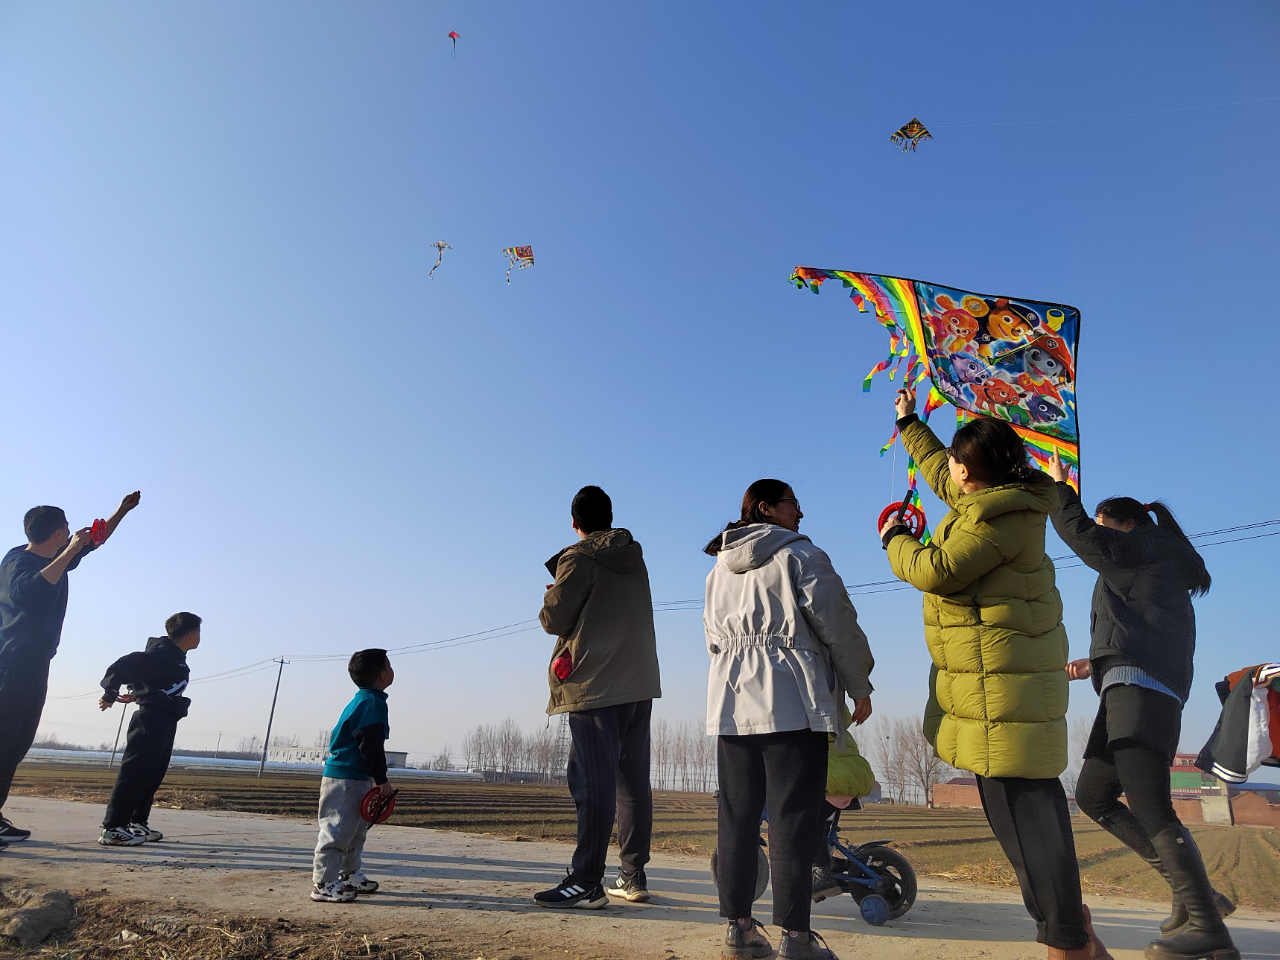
[2,2,1277,781]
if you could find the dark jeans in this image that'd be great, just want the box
[103,709,178,829]
[717,728,828,932]
[566,699,653,884]
[1077,685,1184,845]
[0,663,50,810]
[977,775,1088,951]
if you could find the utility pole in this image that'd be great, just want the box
[109,701,131,768]
[214,732,222,759]
[257,658,289,779]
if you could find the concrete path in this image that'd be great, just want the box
[1,797,1277,959]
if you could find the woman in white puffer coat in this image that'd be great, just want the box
[705,479,874,960]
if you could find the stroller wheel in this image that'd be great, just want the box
[859,893,891,926]
[853,845,917,920]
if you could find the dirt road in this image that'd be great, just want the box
[1,797,1276,959]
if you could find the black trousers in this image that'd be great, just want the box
[1076,685,1183,846]
[717,728,828,932]
[0,663,50,810]
[977,775,1088,950]
[566,699,653,884]
[103,708,178,829]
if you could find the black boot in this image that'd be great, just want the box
[1096,813,1234,935]
[1143,825,1239,960]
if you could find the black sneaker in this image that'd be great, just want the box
[0,817,30,842]
[533,871,607,909]
[606,868,650,903]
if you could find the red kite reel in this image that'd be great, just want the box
[90,519,108,547]
[878,498,927,541]
[361,787,398,825]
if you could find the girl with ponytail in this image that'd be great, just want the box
[1047,455,1236,960]
[881,388,1107,960]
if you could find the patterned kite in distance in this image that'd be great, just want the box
[503,246,534,284]
[889,118,933,153]
[428,241,451,280]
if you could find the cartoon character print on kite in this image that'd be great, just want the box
[1025,395,1066,424]
[1023,334,1074,383]
[926,295,981,354]
[970,377,1023,415]
[984,299,1039,345]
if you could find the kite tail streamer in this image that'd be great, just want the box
[904,458,933,544]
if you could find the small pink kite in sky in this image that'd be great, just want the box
[448,31,459,56]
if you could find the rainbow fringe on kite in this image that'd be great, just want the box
[791,267,1081,493]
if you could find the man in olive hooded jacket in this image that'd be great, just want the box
[533,486,661,910]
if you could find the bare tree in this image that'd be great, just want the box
[899,715,952,806]
[1061,713,1093,797]
[871,719,910,804]
[497,718,523,781]
[480,724,500,777]
[651,718,670,790]
[693,726,716,793]
[270,733,300,749]
[431,744,453,771]
[314,728,331,750]
[528,726,556,782]
[460,727,484,772]
[238,735,262,755]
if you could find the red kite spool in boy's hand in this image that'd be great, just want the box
[877,501,927,540]
[361,787,398,824]
[90,519,108,547]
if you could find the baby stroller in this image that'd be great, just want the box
[710,798,917,926]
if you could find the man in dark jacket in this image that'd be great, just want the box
[97,612,201,846]
[0,492,140,846]
[533,486,661,910]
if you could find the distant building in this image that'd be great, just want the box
[932,776,981,809]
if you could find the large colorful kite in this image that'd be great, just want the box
[791,268,1081,499]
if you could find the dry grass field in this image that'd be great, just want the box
[13,762,1280,910]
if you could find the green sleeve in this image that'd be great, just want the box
[899,418,961,509]
[888,520,1004,595]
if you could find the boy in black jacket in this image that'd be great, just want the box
[97,612,201,846]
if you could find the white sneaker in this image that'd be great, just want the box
[127,822,163,842]
[339,870,379,894]
[99,826,146,847]
[310,880,357,903]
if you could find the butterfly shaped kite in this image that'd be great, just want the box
[791,268,1081,525]
[503,246,534,283]
[889,118,933,152]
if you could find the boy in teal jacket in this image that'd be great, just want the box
[310,649,395,903]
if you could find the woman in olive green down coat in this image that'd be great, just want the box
[879,388,1108,960]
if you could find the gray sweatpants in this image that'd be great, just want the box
[312,776,372,885]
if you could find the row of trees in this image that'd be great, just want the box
[455,718,567,782]
[869,715,955,806]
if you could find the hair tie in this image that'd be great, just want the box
[1142,503,1153,512]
